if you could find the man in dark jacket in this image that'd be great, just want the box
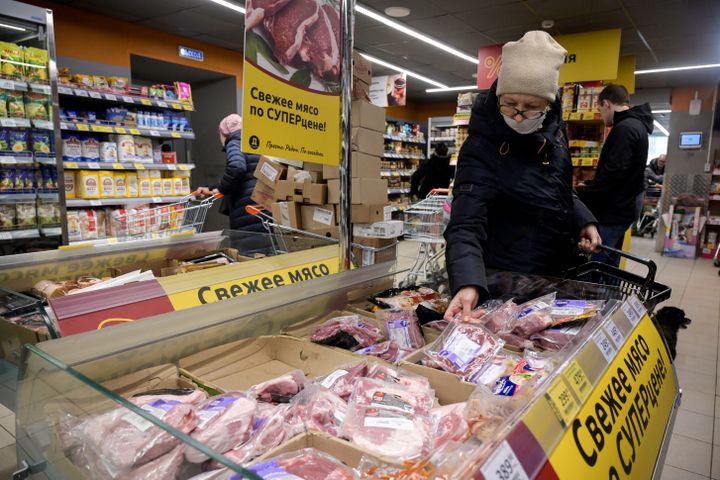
[410,142,454,199]
[198,114,264,231]
[577,84,654,267]
[645,154,666,186]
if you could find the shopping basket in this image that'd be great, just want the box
[562,245,671,313]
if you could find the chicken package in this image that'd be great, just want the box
[423,323,504,382]
[316,361,368,399]
[366,363,432,393]
[430,402,469,450]
[341,404,432,460]
[292,385,347,437]
[380,308,425,350]
[478,299,518,333]
[550,299,605,326]
[251,448,357,480]
[355,339,412,363]
[310,314,385,351]
[530,321,586,351]
[185,392,257,463]
[465,385,523,443]
[118,445,185,480]
[249,369,305,403]
[349,378,434,416]
[511,293,556,337]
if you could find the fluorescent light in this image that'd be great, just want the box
[635,63,720,74]
[652,109,671,114]
[208,0,245,14]
[355,5,478,65]
[0,22,27,32]
[359,52,448,88]
[426,85,477,93]
[653,120,669,136]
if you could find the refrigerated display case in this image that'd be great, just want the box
[13,260,680,479]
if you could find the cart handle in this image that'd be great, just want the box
[597,244,657,288]
[245,204,264,216]
[191,189,224,199]
[430,188,450,194]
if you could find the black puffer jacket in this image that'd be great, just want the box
[212,130,263,231]
[444,82,596,299]
[578,104,653,225]
[410,153,454,199]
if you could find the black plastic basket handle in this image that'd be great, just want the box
[596,244,658,290]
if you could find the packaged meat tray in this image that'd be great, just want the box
[550,299,604,325]
[379,308,425,350]
[311,314,385,351]
[511,293,556,337]
[365,363,432,393]
[292,385,347,437]
[349,378,434,416]
[371,286,448,312]
[249,369,306,403]
[316,361,368,400]
[430,402,470,450]
[355,339,411,363]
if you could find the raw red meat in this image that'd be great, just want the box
[382,309,425,350]
[311,315,385,351]
[479,300,518,333]
[423,323,504,381]
[292,386,347,437]
[498,332,536,351]
[350,378,434,415]
[245,0,293,31]
[299,4,341,82]
[316,361,367,399]
[263,0,320,64]
[530,322,585,351]
[355,339,411,363]
[118,445,184,480]
[249,370,305,403]
[274,448,357,479]
[425,319,449,331]
[185,392,257,463]
[512,293,555,337]
[131,389,208,406]
[366,364,431,393]
[430,403,469,450]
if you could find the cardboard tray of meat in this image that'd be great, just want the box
[248,369,306,403]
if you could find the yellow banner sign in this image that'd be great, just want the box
[557,29,622,83]
[549,314,677,479]
[607,55,636,93]
[241,4,342,165]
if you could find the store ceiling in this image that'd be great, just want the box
[51,0,720,104]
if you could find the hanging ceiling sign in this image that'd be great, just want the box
[178,46,204,62]
[369,73,407,107]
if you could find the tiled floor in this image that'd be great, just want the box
[0,237,717,478]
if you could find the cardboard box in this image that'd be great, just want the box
[256,432,393,466]
[251,181,276,210]
[254,156,287,187]
[352,235,397,267]
[271,202,302,229]
[302,162,324,173]
[351,127,384,157]
[276,180,327,204]
[352,78,370,101]
[301,205,336,230]
[306,226,339,239]
[322,152,381,180]
[335,204,392,223]
[178,335,360,393]
[328,178,388,205]
[353,51,373,84]
[274,179,302,202]
[351,100,385,133]
[400,348,477,405]
[0,319,50,365]
[353,220,404,238]
[302,182,328,205]
[287,166,322,183]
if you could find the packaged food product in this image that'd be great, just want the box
[137,169,150,179]
[81,136,100,162]
[530,321,586,351]
[62,133,82,162]
[172,177,183,196]
[349,377,434,415]
[355,339,412,363]
[0,204,15,229]
[15,203,36,227]
[151,178,163,196]
[310,314,385,351]
[0,89,7,117]
[0,169,13,192]
[71,74,92,88]
[380,309,425,350]
[139,178,151,197]
[162,178,173,196]
[38,202,57,226]
[6,91,25,118]
[109,208,128,237]
[114,173,127,197]
[366,364,432,393]
[31,130,52,154]
[92,76,109,91]
[134,137,153,162]
[148,169,162,179]
[0,129,9,150]
[64,171,76,199]
[181,177,190,195]
[99,171,115,198]
[9,130,28,152]
[77,171,100,198]
[24,47,48,81]
[116,135,136,162]
[66,210,81,241]
[512,293,556,338]
[550,299,604,326]
[99,142,118,162]
[315,361,368,400]
[40,166,55,190]
[126,173,138,197]
[128,208,147,235]
[78,209,99,240]
[23,92,49,120]
[175,82,192,103]
[95,209,108,239]
[0,42,24,78]
[109,76,128,92]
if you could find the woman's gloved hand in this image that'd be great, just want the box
[444,286,484,321]
[578,224,602,252]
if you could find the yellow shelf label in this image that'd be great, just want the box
[91,125,114,133]
[563,360,591,403]
[581,112,597,120]
[183,104,193,111]
[112,162,125,170]
[178,164,190,171]
[140,99,152,106]
[64,161,79,169]
[569,112,583,120]
[133,163,146,170]
[171,132,181,138]
[115,127,127,134]
[170,103,182,110]
[76,124,90,131]
[107,238,119,244]
[546,377,579,427]
[129,128,141,135]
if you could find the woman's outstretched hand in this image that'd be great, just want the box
[444,286,482,321]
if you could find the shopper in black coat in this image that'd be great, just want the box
[444,31,600,321]
[577,84,653,266]
[197,114,263,231]
[410,142,454,199]
[645,154,666,186]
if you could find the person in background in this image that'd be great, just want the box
[646,153,666,186]
[197,114,264,231]
[444,31,600,321]
[410,142,454,199]
[577,84,653,267]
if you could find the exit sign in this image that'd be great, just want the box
[178,46,204,62]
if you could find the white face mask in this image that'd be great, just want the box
[503,112,547,134]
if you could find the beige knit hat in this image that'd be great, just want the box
[497,31,567,102]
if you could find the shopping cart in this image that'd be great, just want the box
[400,189,451,287]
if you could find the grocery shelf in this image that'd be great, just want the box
[381,169,415,177]
[0,154,35,165]
[383,152,424,160]
[0,78,28,92]
[34,155,58,165]
[388,187,410,194]
[62,161,195,171]
[32,119,54,130]
[68,230,190,247]
[0,229,40,241]
[67,196,186,207]
[571,157,599,167]
[383,134,426,144]
[568,140,600,148]
[58,85,194,111]
[29,83,51,95]
[0,193,38,202]
[60,121,195,140]
[430,136,455,142]
[0,117,31,128]
[37,193,59,201]
[41,226,62,237]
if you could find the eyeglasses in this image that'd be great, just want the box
[498,103,547,120]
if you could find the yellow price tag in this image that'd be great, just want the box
[129,128,141,135]
[546,377,579,427]
[91,125,114,133]
[133,163,146,170]
[76,124,90,131]
[171,132,182,138]
[115,127,127,134]
[183,104,193,111]
[569,112,583,120]
[64,161,79,169]
[582,158,595,167]
[170,103,182,110]
[582,112,596,120]
[112,163,125,170]
[107,237,119,245]
[140,99,152,106]
[179,164,190,171]
[562,360,591,403]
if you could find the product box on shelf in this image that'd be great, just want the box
[287,166,322,184]
[353,220,404,238]
[335,204,392,224]
[351,100,385,133]
[271,201,302,229]
[178,335,360,393]
[300,205,336,230]
[351,127,384,157]
[275,180,328,205]
[352,235,398,267]
[306,226,339,239]
[254,156,288,188]
[251,181,276,210]
[352,78,370,102]
[352,51,373,84]
[322,152,381,180]
[328,178,388,205]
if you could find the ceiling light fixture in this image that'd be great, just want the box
[652,109,672,114]
[207,0,246,14]
[384,6,411,18]
[426,85,477,93]
[359,52,447,88]
[635,63,720,74]
[355,5,478,64]
[653,120,669,136]
[0,22,27,32]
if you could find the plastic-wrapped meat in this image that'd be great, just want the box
[341,404,432,460]
[424,319,449,332]
[430,403,469,450]
[498,332,536,351]
[118,445,184,480]
[350,378,434,415]
[479,300,518,333]
[185,392,257,463]
[355,340,412,363]
[272,448,357,479]
[374,286,447,311]
[472,351,522,388]
[530,322,585,351]
[311,315,385,351]
[381,309,425,350]
[292,385,347,437]
[249,369,305,403]
[366,364,432,393]
[511,293,556,337]
[550,299,604,326]
[131,388,208,406]
[316,361,367,399]
[423,323,504,382]
[465,385,522,443]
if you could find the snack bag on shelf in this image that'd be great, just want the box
[71,73,92,88]
[6,91,25,118]
[64,171,76,199]
[0,204,15,230]
[175,82,192,104]
[24,47,48,82]
[37,202,56,226]
[0,42,24,78]
[77,171,100,199]
[23,92,49,120]
[31,130,52,154]
[0,89,7,118]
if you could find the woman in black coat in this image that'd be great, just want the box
[410,142,454,199]
[198,114,264,231]
[444,31,601,321]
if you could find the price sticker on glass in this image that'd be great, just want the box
[562,360,591,403]
[480,440,529,480]
[546,377,580,427]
